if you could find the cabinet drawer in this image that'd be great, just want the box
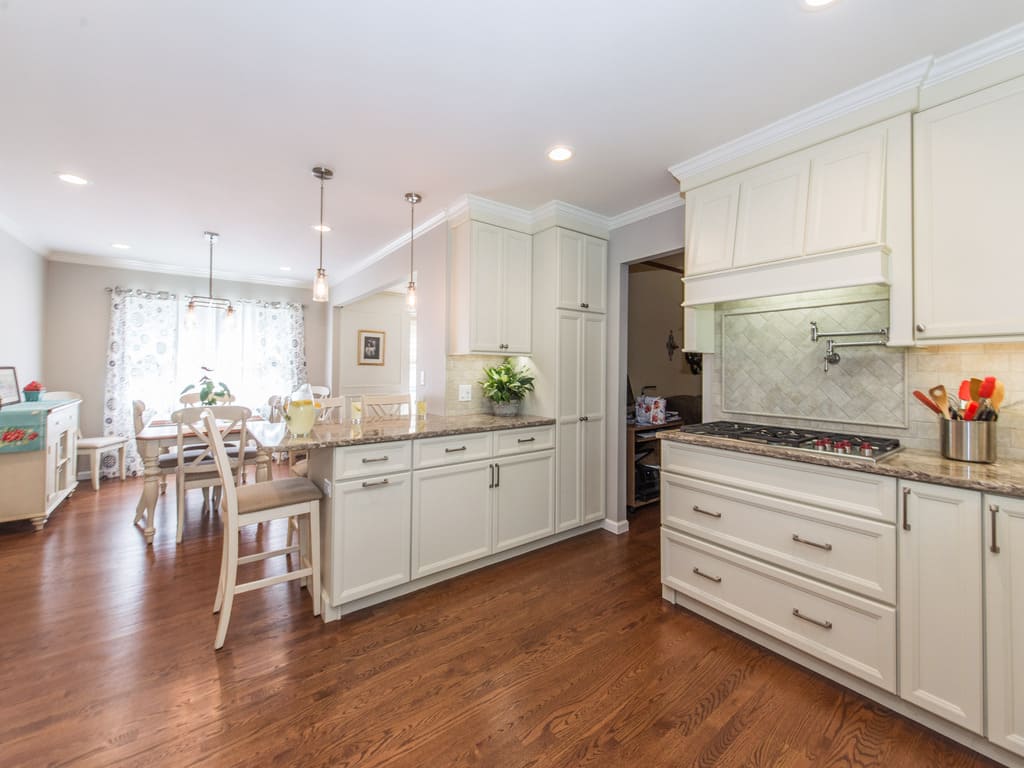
[661,528,896,692]
[662,474,896,603]
[333,441,412,481]
[413,432,492,469]
[493,425,555,456]
[47,407,77,439]
[662,442,896,523]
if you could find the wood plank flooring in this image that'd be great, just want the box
[0,474,1003,767]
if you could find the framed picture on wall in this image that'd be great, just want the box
[0,367,20,407]
[357,330,386,366]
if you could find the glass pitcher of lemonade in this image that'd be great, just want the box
[285,383,317,438]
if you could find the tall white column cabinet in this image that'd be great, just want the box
[530,226,608,530]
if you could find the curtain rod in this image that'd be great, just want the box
[106,286,306,309]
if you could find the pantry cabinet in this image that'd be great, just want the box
[553,228,607,313]
[985,493,1024,758]
[913,74,1024,343]
[449,219,533,354]
[897,480,984,734]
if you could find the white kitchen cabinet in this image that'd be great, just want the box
[553,310,606,531]
[684,176,740,276]
[897,480,984,734]
[493,450,556,552]
[412,459,493,578]
[449,219,533,354]
[325,471,411,605]
[552,228,607,313]
[804,125,885,254]
[985,493,1024,758]
[913,74,1024,342]
[733,157,809,268]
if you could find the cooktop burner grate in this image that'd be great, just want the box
[679,421,902,461]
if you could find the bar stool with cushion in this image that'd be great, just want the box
[43,391,129,492]
[200,409,322,649]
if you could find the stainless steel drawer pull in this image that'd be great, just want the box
[792,608,832,630]
[990,504,1001,554]
[792,534,833,552]
[902,487,911,531]
[517,437,536,443]
[361,478,390,488]
[692,505,722,519]
[692,567,722,584]
[489,464,494,489]
[445,446,467,453]
[362,456,389,463]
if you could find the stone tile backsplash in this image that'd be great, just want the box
[444,354,509,415]
[706,289,1024,461]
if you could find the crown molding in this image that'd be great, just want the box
[607,193,684,231]
[668,57,932,185]
[446,193,533,233]
[924,22,1024,88]
[46,250,308,288]
[530,199,611,239]
[331,208,448,286]
[0,214,45,254]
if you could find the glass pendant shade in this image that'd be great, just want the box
[313,267,329,302]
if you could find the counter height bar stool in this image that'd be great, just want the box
[200,409,322,649]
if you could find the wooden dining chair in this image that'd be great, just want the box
[309,385,331,399]
[170,405,251,543]
[43,391,129,491]
[362,393,411,420]
[200,409,322,649]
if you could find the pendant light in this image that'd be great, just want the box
[312,166,333,302]
[405,192,421,311]
[186,231,234,316]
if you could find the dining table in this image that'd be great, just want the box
[133,419,290,545]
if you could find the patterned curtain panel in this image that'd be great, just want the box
[103,288,180,478]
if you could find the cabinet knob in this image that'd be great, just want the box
[915,323,926,333]
[580,302,589,309]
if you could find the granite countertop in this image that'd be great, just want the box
[249,413,555,452]
[659,430,1024,498]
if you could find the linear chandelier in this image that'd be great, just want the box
[186,231,234,316]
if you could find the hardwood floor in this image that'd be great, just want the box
[0,475,1002,767]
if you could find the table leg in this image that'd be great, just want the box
[255,447,272,483]
[138,450,160,545]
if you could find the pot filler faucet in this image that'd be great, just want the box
[810,321,889,373]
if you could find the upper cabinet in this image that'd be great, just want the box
[734,156,809,268]
[449,219,533,355]
[685,177,740,275]
[913,74,1024,343]
[553,228,607,314]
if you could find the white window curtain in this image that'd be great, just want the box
[103,287,307,478]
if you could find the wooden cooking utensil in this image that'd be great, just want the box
[913,390,943,415]
[992,379,1006,413]
[928,385,950,419]
[970,377,983,402]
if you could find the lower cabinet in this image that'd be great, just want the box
[412,459,493,578]
[325,471,412,605]
[897,480,984,734]
[493,450,555,552]
[985,493,1024,758]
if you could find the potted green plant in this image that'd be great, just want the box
[479,358,535,416]
[180,367,233,405]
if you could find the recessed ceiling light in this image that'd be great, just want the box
[58,173,89,185]
[111,243,131,250]
[800,0,838,9]
[312,224,331,232]
[547,146,574,163]
[279,266,292,272]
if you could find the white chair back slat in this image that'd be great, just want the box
[362,393,411,420]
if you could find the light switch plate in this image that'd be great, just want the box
[458,384,472,402]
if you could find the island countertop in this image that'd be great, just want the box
[248,413,555,452]
[659,429,1024,498]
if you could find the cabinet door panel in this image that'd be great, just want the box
[805,127,885,253]
[556,420,580,531]
[494,451,555,552]
[469,222,504,352]
[582,236,607,313]
[330,473,411,605]
[502,230,533,352]
[581,417,605,523]
[914,75,1024,341]
[412,461,492,578]
[685,178,740,276]
[985,494,1024,758]
[734,158,809,267]
[556,229,584,310]
[581,315,606,418]
[898,480,983,734]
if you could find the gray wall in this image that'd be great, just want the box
[330,223,448,414]
[607,204,686,525]
[43,259,329,436]
[0,229,44,389]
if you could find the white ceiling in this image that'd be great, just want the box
[1,1,1022,286]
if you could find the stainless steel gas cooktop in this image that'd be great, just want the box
[679,421,902,462]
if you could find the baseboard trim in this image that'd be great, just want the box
[601,518,629,535]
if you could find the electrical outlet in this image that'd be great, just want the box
[458,384,472,402]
